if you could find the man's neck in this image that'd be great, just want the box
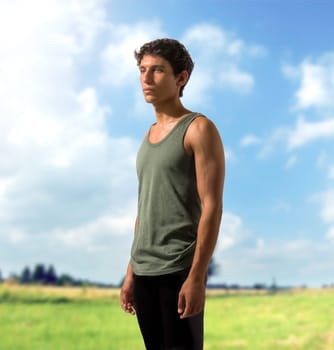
[153,101,190,125]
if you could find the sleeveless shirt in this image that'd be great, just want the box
[130,112,202,276]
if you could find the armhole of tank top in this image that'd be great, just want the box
[182,113,205,156]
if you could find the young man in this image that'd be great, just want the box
[120,38,225,350]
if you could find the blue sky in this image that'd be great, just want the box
[1,0,334,287]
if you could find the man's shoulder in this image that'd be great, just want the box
[184,114,222,154]
[188,114,219,137]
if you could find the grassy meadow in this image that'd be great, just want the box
[1,284,334,349]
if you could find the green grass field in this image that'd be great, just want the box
[1,284,334,349]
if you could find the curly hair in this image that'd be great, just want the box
[134,38,194,97]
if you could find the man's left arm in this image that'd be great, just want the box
[178,116,225,319]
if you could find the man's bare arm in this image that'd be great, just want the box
[120,216,138,315]
[178,116,225,319]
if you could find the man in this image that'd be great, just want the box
[120,38,225,350]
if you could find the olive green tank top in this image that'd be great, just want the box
[131,112,202,276]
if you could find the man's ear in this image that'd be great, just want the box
[176,70,189,87]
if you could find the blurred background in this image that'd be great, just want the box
[1,0,334,289]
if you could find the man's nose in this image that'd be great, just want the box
[143,71,153,84]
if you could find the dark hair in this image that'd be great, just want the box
[134,38,194,97]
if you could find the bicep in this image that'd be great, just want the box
[191,119,225,207]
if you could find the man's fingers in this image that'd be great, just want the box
[120,290,136,315]
[177,293,185,315]
[127,304,136,315]
[122,302,136,315]
[180,302,193,319]
[179,298,203,319]
[178,293,193,319]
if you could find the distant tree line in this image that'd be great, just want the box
[1,264,114,287]
[0,259,220,289]
[3,262,332,290]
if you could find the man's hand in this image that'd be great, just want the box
[177,277,206,319]
[120,276,136,315]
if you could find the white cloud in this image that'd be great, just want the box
[99,22,264,110]
[182,23,242,55]
[219,64,254,93]
[326,226,334,241]
[54,202,137,248]
[283,52,334,111]
[212,235,334,286]
[216,212,249,251]
[257,115,334,158]
[318,189,334,223]
[287,116,334,149]
[183,23,266,59]
[317,154,334,179]
[183,69,214,106]
[0,177,15,197]
[181,23,265,104]
[311,188,334,244]
[257,52,334,159]
[212,213,327,286]
[240,134,262,147]
[100,21,165,86]
[7,228,27,244]
[4,2,331,288]
[224,148,236,163]
[257,127,290,158]
[0,0,141,282]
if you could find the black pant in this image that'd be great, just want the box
[133,268,204,350]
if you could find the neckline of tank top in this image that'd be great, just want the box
[146,112,200,146]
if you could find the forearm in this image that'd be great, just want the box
[188,201,223,283]
[120,216,137,315]
[124,215,138,281]
[124,261,134,281]
[177,202,222,318]
[124,216,138,282]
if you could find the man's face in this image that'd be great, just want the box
[139,55,182,104]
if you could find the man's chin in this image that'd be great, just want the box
[143,96,155,104]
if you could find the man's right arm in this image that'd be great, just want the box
[120,263,135,315]
[120,216,138,315]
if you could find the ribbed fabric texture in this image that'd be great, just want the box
[131,113,202,276]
